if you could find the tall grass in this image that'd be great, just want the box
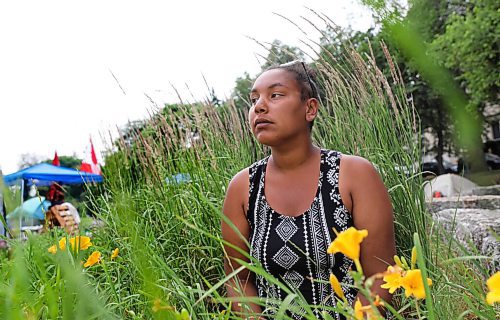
[0,16,498,319]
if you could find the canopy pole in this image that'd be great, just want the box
[19,179,24,238]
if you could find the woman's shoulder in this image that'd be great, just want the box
[227,167,249,191]
[321,149,378,177]
[337,153,382,190]
[321,149,371,165]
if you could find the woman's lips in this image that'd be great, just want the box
[255,121,272,129]
[254,117,273,128]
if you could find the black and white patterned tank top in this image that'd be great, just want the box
[247,149,357,319]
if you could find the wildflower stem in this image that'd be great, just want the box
[354,259,363,275]
[414,233,435,320]
[101,259,121,307]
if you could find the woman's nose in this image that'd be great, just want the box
[254,97,267,113]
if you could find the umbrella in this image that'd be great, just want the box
[7,196,51,220]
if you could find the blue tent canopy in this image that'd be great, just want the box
[3,163,103,186]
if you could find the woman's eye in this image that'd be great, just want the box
[271,93,282,99]
[250,97,258,104]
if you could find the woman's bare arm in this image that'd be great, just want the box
[222,169,263,317]
[340,155,396,305]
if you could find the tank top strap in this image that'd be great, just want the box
[247,156,269,227]
[320,149,354,231]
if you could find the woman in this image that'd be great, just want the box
[222,61,396,319]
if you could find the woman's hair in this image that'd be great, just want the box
[265,60,321,130]
[265,60,321,102]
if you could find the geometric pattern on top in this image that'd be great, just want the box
[272,246,299,270]
[276,216,298,242]
[247,149,357,319]
[283,270,304,288]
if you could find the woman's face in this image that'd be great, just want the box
[248,69,314,146]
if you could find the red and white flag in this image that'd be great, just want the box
[52,151,60,166]
[80,138,101,175]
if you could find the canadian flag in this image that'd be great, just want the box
[80,138,101,175]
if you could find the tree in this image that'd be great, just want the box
[17,153,44,170]
[358,0,493,172]
[231,40,304,110]
[318,24,456,173]
[430,0,499,109]
[260,40,305,70]
[43,154,81,169]
[231,72,254,110]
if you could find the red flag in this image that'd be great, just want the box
[52,151,60,166]
[81,138,101,175]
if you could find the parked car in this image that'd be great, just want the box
[485,152,500,170]
[421,159,458,177]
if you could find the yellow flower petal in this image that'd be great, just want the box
[152,299,162,313]
[327,227,368,261]
[486,271,500,305]
[373,294,385,307]
[151,298,174,313]
[401,269,432,299]
[394,255,403,268]
[83,251,101,268]
[380,265,404,294]
[111,248,119,260]
[486,291,500,306]
[58,237,67,250]
[411,246,417,269]
[69,236,92,251]
[48,245,57,254]
[329,273,347,302]
[354,299,364,320]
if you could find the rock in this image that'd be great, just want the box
[432,208,499,271]
[472,184,500,196]
[427,195,500,212]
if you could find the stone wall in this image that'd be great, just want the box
[427,185,500,271]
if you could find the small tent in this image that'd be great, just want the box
[423,173,477,201]
[2,163,103,235]
[3,163,102,186]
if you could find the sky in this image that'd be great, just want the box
[0,0,374,174]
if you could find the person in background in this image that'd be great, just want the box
[45,183,80,233]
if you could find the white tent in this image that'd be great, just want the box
[423,174,477,201]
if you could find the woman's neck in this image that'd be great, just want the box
[269,137,319,171]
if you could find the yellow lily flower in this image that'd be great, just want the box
[329,273,347,302]
[411,246,417,269]
[151,298,174,313]
[354,299,381,320]
[58,237,67,250]
[83,251,101,268]
[373,294,385,307]
[48,245,57,254]
[354,299,364,320]
[69,236,92,251]
[111,248,119,260]
[380,265,404,293]
[486,271,500,305]
[401,269,432,299]
[327,227,368,261]
[393,255,403,268]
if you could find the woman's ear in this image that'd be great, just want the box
[305,98,319,122]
